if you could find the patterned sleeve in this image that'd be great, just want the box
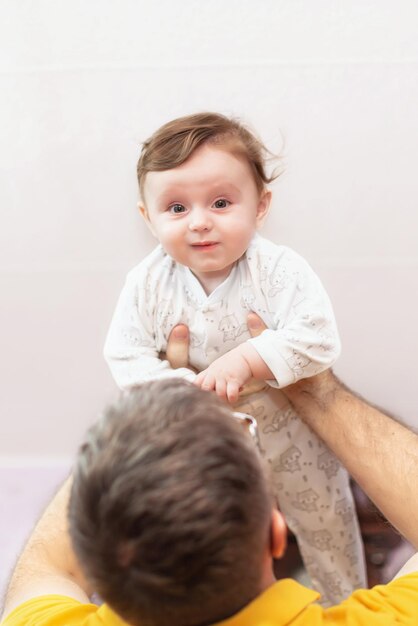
[103,271,195,390]
[248,246,341,388]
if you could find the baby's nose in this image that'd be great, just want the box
[188,209,212,231]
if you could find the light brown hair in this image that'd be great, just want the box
[137,112,281,202]
[69,380,272,626]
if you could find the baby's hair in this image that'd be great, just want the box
[137,112,281,202]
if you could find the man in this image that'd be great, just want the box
[2,317,418,625]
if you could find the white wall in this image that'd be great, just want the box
[1,0,417,459]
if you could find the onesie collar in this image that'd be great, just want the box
[178,261,239,305]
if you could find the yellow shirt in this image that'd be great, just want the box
[3,575,418,626]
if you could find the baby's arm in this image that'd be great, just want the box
[104,273,195,390]
[194,343,274,404]
[248,247,341,388]
[195,247,340,400]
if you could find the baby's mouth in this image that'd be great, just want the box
[191,241,219,248]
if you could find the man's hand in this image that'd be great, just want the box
[246,312,267,339]
[165,324,190,370]
[194,346,253,403]
[167,313,271,403]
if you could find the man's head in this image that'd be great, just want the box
[137,113,279,292]
[69,381,285,626]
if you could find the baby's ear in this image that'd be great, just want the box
[256,190,272,227]
[138,203,157,237]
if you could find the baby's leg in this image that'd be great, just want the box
[234,386,367,606]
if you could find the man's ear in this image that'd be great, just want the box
[255,189,272,228]
[270,509,287,559]
[138,203,157,237]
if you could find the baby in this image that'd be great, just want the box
[104,112,366,604]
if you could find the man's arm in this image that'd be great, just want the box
[2,478,92,621]
[2,326,198,623]
[283,371,418,550]
[168,315,418,552]
[241,312,418,550]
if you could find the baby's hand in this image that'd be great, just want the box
[194,346,252,404]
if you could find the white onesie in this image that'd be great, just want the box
[104,233,367,604]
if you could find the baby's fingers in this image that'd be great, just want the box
[226,380,240,404]
[194,370,206,387]
[214,378,227,401]
[195,370,217,393]
[200,372,216,392]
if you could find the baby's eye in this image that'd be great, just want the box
[169,203,186,214]
[213,199,230,209]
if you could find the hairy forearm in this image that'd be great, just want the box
[2,478,92,619]
[283,371,418,548]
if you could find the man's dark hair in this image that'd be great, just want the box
[69,380,273,626]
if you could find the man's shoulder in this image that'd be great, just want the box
[1,595,99,626]
[380,570,418,594]
[1,595,124,626]
[319,573,418,625]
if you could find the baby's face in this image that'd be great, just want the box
[140,145,270,292]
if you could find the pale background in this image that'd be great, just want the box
[1,1,417,457]
[1,0,418,600]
